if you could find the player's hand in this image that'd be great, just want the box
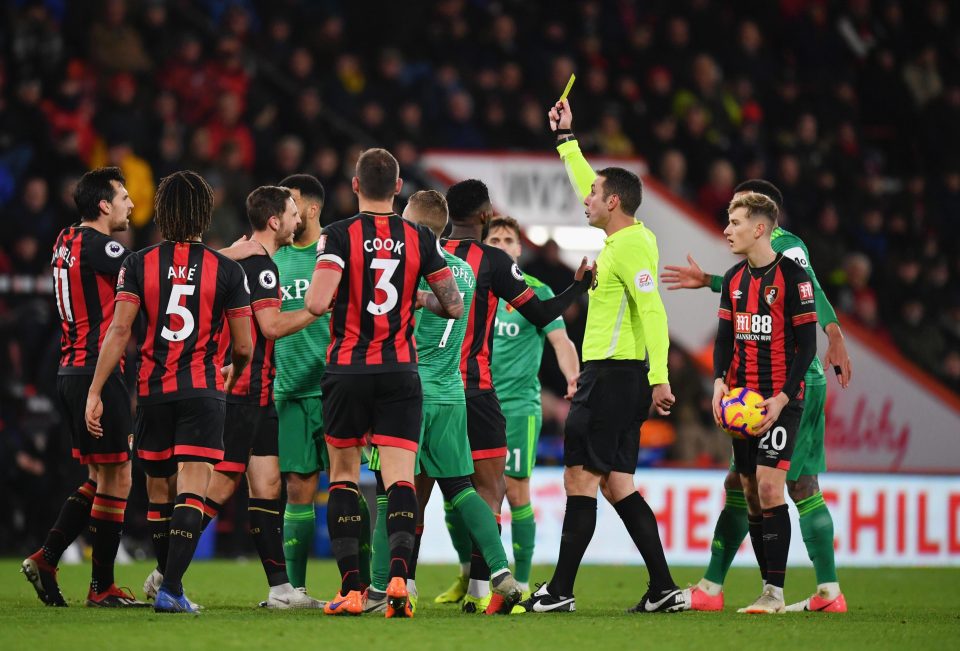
[85,392,104,438]
[712,379,728,427]
[221,364,238,393]
[225,235,261,260]
[825,328,852,388]
[662,254,709,290]
[548,99,573,131]
[574,257,594,285]
[652,383,675,416]
[564,373,579,401]
[755,392,789,435]
[416,290,431,310]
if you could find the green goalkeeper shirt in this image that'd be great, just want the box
[709,227,837,386]
[273,240,331,400]
[490,273,565,413]
[416,250,476,404]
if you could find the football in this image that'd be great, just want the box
[720,387,766,438]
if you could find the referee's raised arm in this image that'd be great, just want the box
[524,100,686,615]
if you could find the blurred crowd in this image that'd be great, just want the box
[1,0,959,550]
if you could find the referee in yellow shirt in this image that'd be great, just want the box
[522,99,688,615]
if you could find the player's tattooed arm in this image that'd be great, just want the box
[422,274,464,319]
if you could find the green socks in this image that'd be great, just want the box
[358,492,371,588]
[510,503,536,584]
[282,503,315,588]
[703,489,749,585]
[444,499,473,566]
[797,492,838,584]
[451,487,509,574]
[371,494,390,592]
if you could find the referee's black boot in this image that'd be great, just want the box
[520,582,575,613]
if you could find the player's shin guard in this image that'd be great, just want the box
[147,502,173,573]
[248,498,288,587]
[282,503,314,588]
[704,489,749,585]
[748,513,768,583]
[449,486,509,575]
[89,494,126,593]
[161,494,205,596]
[444,500,473,566]
[797,492,838,585]
[40,479,97,566]
[511,503,536,585]
[371,486,390,591]
[613,492,676,590]
[761,504,791,589]
[548,496,597,597]
[385,481,417,580]
[201,498,222,532]
[358,492,372,588]
[328,482,363,594]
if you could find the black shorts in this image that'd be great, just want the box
[466,391,507,460]
[732,399,803,475]
[215,402,279,473]
[134,397,226,477]
[321,372,422,452]
[564,360,650,474]
[57,373,131,465]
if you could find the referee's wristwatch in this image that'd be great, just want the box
[556,129,575,144]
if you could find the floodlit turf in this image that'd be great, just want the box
[2,560,957,651]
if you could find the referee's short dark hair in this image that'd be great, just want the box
[446,179,490,223]
[734,179,784,212]
[355,148,399,201]
[597,167,643,215]
[247,185,293,231]
[279,173,325,207]
[75,167,125,221]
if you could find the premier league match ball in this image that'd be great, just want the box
[720,387,766,439]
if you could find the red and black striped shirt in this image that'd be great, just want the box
[52,225,131,375]
[217,254,279,406]
[116,241,251,404]
[316,211,450,374]
[441,239,535,394]
[717,254,817,399]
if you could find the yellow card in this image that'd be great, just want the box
[559,73,576,101]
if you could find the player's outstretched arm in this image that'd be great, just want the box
[423,273,464,319]
[221,313,253,393]
[662,254,720,292]
[546,328,580,399]
[305,267,341,316]
[254,306,317,341]
[85,300,138,438]
[514,257,594,328]
[219,235,262,261]
[824,322,852,388]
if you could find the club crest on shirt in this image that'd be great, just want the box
[764,286,780,306]
[259,269,277,289]
[105,241,125,258]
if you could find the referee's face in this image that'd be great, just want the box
[584,176,611,229]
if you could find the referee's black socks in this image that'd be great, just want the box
[328,481,362,594]
[548,495,597,597]
[613,491,676,591]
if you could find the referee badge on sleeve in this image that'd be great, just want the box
[634,270,655,293]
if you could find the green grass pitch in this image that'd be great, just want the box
[1,560,957,651]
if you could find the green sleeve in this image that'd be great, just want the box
[708,274,723,293]
[556,139,596,201]
[775,235,839,330]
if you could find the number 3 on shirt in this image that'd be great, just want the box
[367,259,400,315]
[161,285,196,342]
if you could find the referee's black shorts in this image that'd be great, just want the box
[563,359,651,474]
